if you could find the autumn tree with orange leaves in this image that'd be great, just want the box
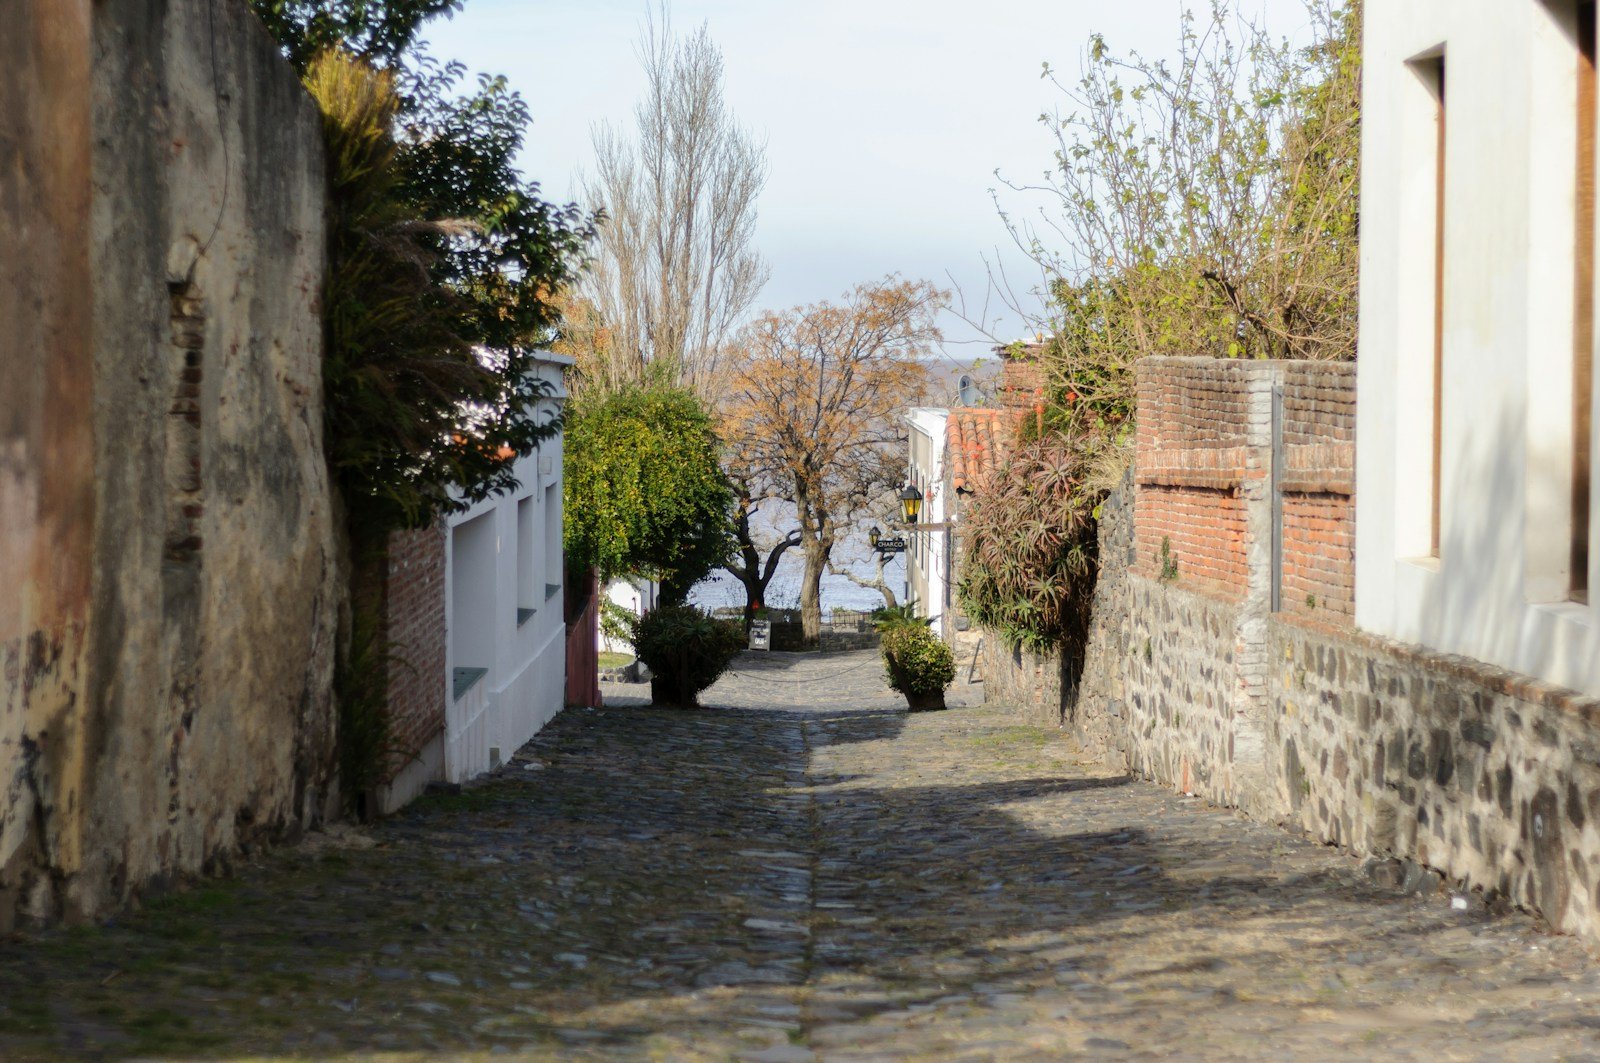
[723,279,943,643]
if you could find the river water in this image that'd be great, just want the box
[686,509,906,613]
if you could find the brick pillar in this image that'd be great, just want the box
[996,344,1046,418]
[1233,365,1280,818]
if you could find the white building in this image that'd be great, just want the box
[906,408,951,636]
[1357,1,1599,695]
[601,577,658,655]
[442,352,573,781]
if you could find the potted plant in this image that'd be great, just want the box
[877,614,956,711]
[634,605,745,708]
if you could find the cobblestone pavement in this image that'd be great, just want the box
[5,650,1600,1060]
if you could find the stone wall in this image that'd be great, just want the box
[1274,617,1600,941]
[1059,467,1135,764]
[0,0,339,926]
[977,462,1136,756]
[977,354,1600,944]
[982,359,1352,817]
[977,639,1070,729]
[1121,581,1250,808]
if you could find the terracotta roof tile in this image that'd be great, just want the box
[946,407,1019,494]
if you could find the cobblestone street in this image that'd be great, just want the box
[4,650,1600,1060]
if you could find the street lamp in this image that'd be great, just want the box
[868,526,881,549]
[898,483,923,524]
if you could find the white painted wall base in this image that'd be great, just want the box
[376,732,444,815]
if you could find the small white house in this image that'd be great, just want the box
[1357,1,1599,695]
[601,577,658,656]
[442,352,573,781]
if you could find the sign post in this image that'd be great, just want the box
[748,619,771,651]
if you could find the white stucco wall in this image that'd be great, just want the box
[1358,1,1600,695]
[441,353,572,782]
[600,578,657,655]
[906,408,950,636]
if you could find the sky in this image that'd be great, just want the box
[421,0,1317,367]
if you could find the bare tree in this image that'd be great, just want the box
[582,4,769,401]
[724,279,942,643]
[828,548,900,610]
[722,479,802,622]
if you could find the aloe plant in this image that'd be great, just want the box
[957,437,1099,658]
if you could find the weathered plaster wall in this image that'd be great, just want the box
[1,0,338,925]
[80,0,340,918]
[0,0,99,924]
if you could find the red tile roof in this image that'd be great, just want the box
[946,408,1017,494]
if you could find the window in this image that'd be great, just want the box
[450,512,495,699]
[1402,50,1448,561]
[1425,55,1447,558]
[544,484,562,601]
[516,495,536,625]
[1576,0,1596,601]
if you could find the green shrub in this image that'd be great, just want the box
[634,605,745,708]
[881,625,956,699]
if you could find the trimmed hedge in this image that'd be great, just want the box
[635,605,744,708]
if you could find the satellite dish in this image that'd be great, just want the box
[958,374,979,406]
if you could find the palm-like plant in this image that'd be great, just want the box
[957,438,1099,659]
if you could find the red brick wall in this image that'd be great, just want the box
[1131,357,1355,619]
[997,344,1047,415]
[1280,493,1354,620]
[1137,359,1256,452]
[1277,362,1356,624]
[385,525,447,772]
[1133,358,1263,599]
[1134,485,1249,593]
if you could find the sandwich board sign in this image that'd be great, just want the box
[748,619,771,651]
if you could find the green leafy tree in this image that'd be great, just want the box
[255,5,593,541]
[563,384,734,604]
[254,4,592,810]
[252,0,461,72]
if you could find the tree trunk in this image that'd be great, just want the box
[799,539,828,646]
[722,491,802,629]
[875,551,899,608]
